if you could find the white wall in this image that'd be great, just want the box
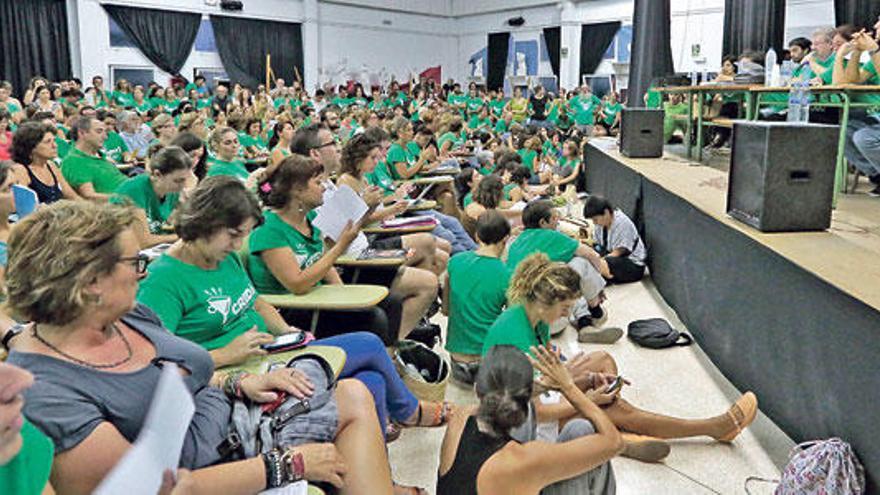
[68,0,841,92]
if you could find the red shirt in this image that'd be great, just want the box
[0,131,12,161]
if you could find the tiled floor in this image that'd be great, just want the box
[388,277,794,494]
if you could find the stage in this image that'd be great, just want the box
[583,139,880,490]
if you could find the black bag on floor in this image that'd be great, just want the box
[627,318,693,349]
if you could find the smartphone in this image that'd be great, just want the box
[261,332,309,353]
[604,375,624,394]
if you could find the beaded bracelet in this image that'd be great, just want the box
[281,449,305,482]
[262,449,284,489]
[223,371,249,399]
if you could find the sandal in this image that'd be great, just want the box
[400,401,452,428]
[393,482,428,495]
[385,422,402,443]
[716,392,758,442]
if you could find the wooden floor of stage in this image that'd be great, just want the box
[588,138,880,311]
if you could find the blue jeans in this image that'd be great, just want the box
[423,210,477,254]
[847,114,880,178]
[313,332,418,433]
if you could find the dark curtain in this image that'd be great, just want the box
[835,0,880,29]
[543,27,561,79]
[580,22,621,78]
[487,32,511,91]
[628,0,674,107]
[210,15,304,88]
[0,0,71,99]
[103,4,200,76]
[722,0,786,58]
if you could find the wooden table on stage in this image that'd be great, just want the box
[656,83,880,205]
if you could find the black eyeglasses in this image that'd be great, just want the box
[118,254,150,274]
[311,140,337,150]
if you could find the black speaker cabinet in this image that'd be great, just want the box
[727,121,838,232]
[620,108,664,158]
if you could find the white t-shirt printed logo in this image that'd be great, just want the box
[204,288,232,324]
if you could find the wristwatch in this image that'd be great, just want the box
[1,323,25,350]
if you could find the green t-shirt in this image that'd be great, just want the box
[570,94,602,125]
[854,61,880,110]
[385,142,418,180]
[557,157,581,172]
[482,304,549,356]
[206,156,249,181]
[248,210,325,294]
[447,93,467,107]
[468,115,492,131]
[112,91,135,108]
[239,132,268,153]
[466,97,484,114]
[603,102,623,125]
[462,191,474,207]
[488,99,506,117]
[365,161,396,195]
[645,88,662,109]
[55,136,71,160]
[517,149,538,172]
[61,147,127,193]
[103,131,129,163]
[506,228,579,270]
[502,182,517,201]
[110,174,179,234]
[137,252,267,350]
[0,419,54,495]
[437,132,463,152]
[494,119,509,134]
[447,252,510,355]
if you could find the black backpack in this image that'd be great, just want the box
[627,318,693,349]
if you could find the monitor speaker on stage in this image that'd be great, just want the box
[620,108,664,158]
[727,121,838,232]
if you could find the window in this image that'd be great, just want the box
[194,19,218,52]
[111,67,155,89]
[108,17,137,48]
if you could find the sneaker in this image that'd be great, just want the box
[589,305,607,325]
[577,326,624,344]
[868,185,880,197]
[621,433,671,463]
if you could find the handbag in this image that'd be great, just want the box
[226,352,339,459]
[745,438,865,495]
[627,318,693,349]
[395,339,449,402]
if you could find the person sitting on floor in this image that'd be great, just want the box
[506,200,618,344]
[437,345,620,495]
[582,195,647,284]
[4,199,396,495]
[483,253,760,463]
[443,211,511,385]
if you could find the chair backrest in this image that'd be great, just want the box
[12,184,38,219]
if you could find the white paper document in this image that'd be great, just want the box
[313,185,369,242]
[94,363,196,495]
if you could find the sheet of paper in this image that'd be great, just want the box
[94,363,196,495]
[260,481,309,495]
[313,185,368,242]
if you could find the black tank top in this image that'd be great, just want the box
[24,164,63,204]
[436,416,513,495]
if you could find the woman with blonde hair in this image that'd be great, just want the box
[482,253,760,463]
[5,199,395,494]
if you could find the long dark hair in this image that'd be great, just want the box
[476,345,534,438]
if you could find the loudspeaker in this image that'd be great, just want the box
[619,108,664,158]
[220,0,243,11]
[507,17,525,27]
[727,121,838,232]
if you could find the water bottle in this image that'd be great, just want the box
[800,81,811,123]
[781,60,794,86]
[765,47,777,86]
[690,71,698,86]
[701,65,708,84]
[787,83,802,122]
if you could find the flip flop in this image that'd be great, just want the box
[717,392,758,442]
[400,401,452,428]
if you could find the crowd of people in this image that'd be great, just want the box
[0,70,758,495]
